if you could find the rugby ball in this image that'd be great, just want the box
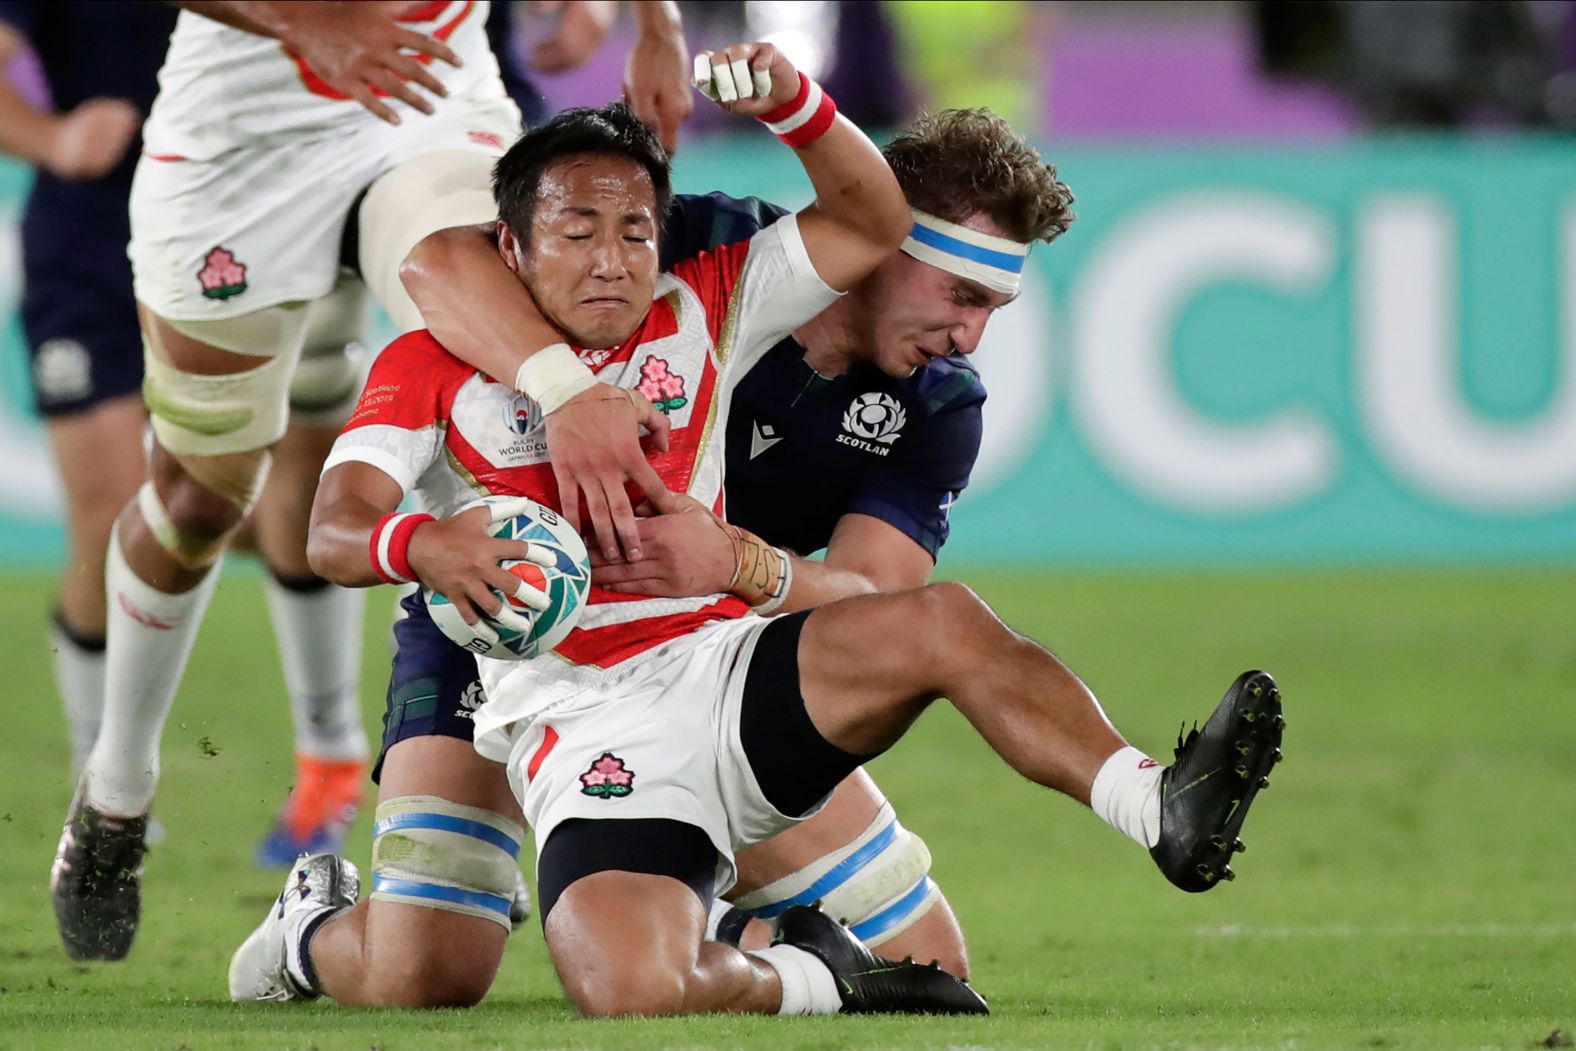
[424,495,591,660]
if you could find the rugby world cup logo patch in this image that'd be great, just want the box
[503,394,543,435]
[838,392,906,456]
[579,752,635,798]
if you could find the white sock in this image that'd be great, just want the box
[51,614,106,773]
[748,944,842,1015]
[82,527,221,817]
[263,572,369,761]
[1090,745,1164,848]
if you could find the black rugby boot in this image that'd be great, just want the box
[51,789,148,960]
[1150,669,1284,892]
[774,904,988,1015]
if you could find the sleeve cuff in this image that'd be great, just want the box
[321,445,417,494]
[772,213,843,301]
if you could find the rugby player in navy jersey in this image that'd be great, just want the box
[247,109,1069,1010]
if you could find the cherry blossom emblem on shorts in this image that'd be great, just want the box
[197,246,248,301]
[636,356,688,414]
[579,752,636,798]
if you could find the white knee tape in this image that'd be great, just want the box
[358,149,502,334]
[135,481,230,569]
[143,341,302,456]
[731,803,939,947]
[370,795,525,931]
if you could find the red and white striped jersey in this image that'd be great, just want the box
[144,1,504,161]
[326,216,838,710]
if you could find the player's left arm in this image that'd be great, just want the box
[693,42,908,292]
[622,0,691,154]
[0,17,141,179]
[593,497,931,609]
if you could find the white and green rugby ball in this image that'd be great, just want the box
[424,495,591,660]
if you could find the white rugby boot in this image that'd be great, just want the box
[229,853,359,1002]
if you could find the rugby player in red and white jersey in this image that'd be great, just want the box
[53,0,692,962]
[234,48,1287,1018]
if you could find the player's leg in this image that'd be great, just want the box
[289,737,521,1007]
[41,393,147,772]
[252,281,375,866]
[773,587,1284,892]
[516,622,986,1018]
[53,301,313,960]
[538,819,782,1017]
[231,597,520,1007]
[727,770,969,976]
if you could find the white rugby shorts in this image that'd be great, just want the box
[128,94,520,323]
[488,616,823,896]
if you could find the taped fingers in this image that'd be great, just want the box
[728,57,753,100]
[692,47,769,104]
[510,576,551,612]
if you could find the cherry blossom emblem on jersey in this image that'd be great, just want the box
[197,246,248,301]
[579,753,636,798]
[636,356,688,414]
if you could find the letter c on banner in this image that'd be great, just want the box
[1070,191,1338,514]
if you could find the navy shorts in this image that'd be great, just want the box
[20,179,143,418]
[373,592,488,783]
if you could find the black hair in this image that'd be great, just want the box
[492,102,671,248]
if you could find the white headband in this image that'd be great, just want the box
[900,209,1029,295]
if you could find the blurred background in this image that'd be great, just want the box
[2,7,1572,1045]
[4,0,1576,568]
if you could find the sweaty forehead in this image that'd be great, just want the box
[536,154,655,218]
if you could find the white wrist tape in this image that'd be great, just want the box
[513,343,598,414]
[754,548,794,616]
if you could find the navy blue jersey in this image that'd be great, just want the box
[484,1,547,128]
[670,192,986,559]
[0,1,173,188]
[0,1,174,415]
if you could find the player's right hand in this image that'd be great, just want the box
[281,0,461,126]
[46,98,140,181]
[544,384,673,564]
[527,1,615,73]
[690,42,799,117]
[405,503,553,627]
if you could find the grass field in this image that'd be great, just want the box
[1,566,1572,1050]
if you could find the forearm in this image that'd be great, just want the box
[0,75,57,167]
[170,1,307,41]
[306,495,393,587]
[760,512,934,614]
[307,464,415,587]
[767,554,878,614]
[792,114,908,259]
[629,0,681,36]
[400,226,568,387]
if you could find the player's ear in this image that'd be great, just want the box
[497,220,526,274]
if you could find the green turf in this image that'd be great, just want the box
[1,567,1572,1050]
